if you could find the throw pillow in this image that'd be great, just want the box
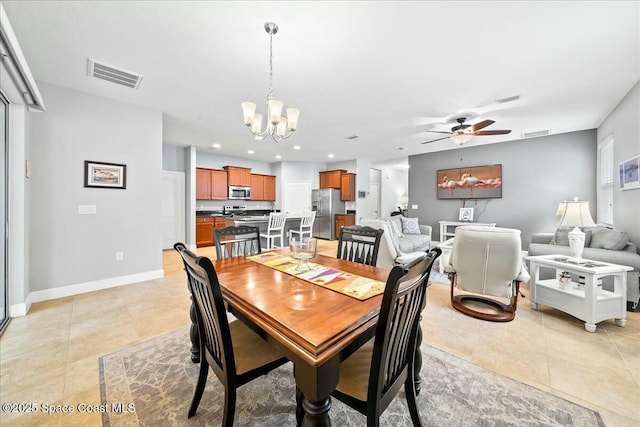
[400,217,421,235]
[389,218,404,238]
[550,227,593,247]
[590,228,630,250]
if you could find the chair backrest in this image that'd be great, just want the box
[299,211,316,229]
[359,218,400,270]
[267,212,287,232]
[368,247,441,412]
[450,226,523,298]
[214,226,261,259]
[174,243,235,379]
[336,225,384,266]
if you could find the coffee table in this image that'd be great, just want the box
[527,254,632,332]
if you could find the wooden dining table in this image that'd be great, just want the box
[213,249,399,426]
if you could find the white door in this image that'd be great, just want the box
[162,171,185,249]
[369,183,380,218]
[283,181,312,214]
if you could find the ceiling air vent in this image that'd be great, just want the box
[521,130,550,139]
[495,95,520,104]
[87,58,143,89]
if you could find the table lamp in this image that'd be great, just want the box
[557,200,596,263]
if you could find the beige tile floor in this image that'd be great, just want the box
[0,240,638,426]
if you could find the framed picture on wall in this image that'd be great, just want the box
[84,161,127,189]
[619,155,639,190]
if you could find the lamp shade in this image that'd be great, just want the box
[450,133,473,145]
[555,201,567,216]
[557,201,596,228]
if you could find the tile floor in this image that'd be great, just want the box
[0,240,638,426]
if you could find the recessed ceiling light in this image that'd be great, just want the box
[211,143,221,149]
[275,155,282,159]
[328,154,334,158]
[248,150,255,154]
[293,145,301,150]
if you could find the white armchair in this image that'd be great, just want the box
[359,218,430,270]
[443,226,530,322]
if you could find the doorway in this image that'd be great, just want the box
[162,171,185,249]
[369,169,381,219]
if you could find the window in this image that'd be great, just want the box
[597,136,614,226]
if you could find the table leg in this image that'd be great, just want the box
[615,318,626,327]
[294,359,339,427]
[584,322,597,333]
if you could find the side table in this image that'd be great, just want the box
[527,254,631,332]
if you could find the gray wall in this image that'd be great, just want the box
[28,83,163,291]
[597,80,640,247]
[162,143,186,172]
[408,130,597,248]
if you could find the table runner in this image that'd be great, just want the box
[246,252,386,300]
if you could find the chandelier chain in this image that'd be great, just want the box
[267,31,274,101]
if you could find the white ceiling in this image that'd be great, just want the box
[4,1,639,163]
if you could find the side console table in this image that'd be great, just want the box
[527,254,631,332]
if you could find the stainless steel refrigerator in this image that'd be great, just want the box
[312,189,345,240]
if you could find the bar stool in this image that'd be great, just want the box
[289,211,316,242]
[260,212,287,249]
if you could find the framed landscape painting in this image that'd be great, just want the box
[84,161,127,189]
[619,155,639,190]
[437,164,502,199]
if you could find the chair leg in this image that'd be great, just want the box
[187,358,209,418]
[405,373,423,427]
[222,386,237,427]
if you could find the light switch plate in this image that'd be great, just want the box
[411,204,418,209]
[79,205,97,215]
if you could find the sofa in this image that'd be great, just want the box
[528,227,640,311]
[359,217,432,270]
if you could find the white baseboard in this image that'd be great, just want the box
[11,269,165,317]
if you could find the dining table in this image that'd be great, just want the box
[212,248,424,426]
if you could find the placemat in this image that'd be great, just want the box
[246,252,386,300]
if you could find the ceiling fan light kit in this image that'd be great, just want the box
[241,22,300,142]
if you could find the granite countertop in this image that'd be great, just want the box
[195,211,226,217]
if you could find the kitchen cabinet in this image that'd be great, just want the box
[250,174,276,201]
[196,216,228,247]
[319,169,346,189]
[340,173,356,201]
[196,168,227,200]
[224,166,251,186]
[335,214,356,236]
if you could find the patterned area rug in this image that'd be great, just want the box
[99,327,604,427]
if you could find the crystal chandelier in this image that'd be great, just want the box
[241,22,300,142]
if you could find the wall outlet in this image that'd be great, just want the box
[115,251,124,261]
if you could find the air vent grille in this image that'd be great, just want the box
[87,59,143,89]
[521,130,550,139]
[495,95,520,104]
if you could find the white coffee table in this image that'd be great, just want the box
[527,254,632,332]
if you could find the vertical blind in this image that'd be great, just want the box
[598,136,614,225]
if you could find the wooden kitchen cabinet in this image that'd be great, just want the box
[196,216,228,247]
[335,214,356,236]
[250,174,264,200]
[210,169,228,200]
[263,175,276,201]
[196,168,227,200]
[196,168,211,200]
[319,169,346,189]
[340,173,356,201]
[224,166,251,186]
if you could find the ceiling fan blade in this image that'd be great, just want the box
[425,130,453,135]
[421,136,451,144]
[474,130,512,136]
[471,119,495,132]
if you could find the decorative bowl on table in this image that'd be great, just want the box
[289,237,317,272]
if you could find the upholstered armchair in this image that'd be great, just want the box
[359,218,430,270]
[442,226,530,322]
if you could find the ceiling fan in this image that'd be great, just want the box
[421,117,511,145]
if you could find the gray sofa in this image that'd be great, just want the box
[528,229,640,312]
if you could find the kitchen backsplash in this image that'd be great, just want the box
[196,200,275,211]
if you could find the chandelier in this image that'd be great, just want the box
[241,22,300,142]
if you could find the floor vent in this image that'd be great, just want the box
[521,130,550,139]
[87,58,143,89]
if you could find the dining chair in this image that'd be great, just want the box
[330,247,441,427]
[442,226,529,322]
[214,225,261,259]
[260,212,287,250]
[174,243,288,425]
[289,211,316,241]
[336,225,384,266]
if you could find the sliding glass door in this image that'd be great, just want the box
[0,91,8,334]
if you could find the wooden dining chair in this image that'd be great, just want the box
[214,225,261,259]
[331,247,441,427]
[336,225,384,266]
[174,243,288,425]
[260,212,287,250]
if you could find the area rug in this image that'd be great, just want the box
[99,327,604,427]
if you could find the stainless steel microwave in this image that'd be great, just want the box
[228,186,251,200]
